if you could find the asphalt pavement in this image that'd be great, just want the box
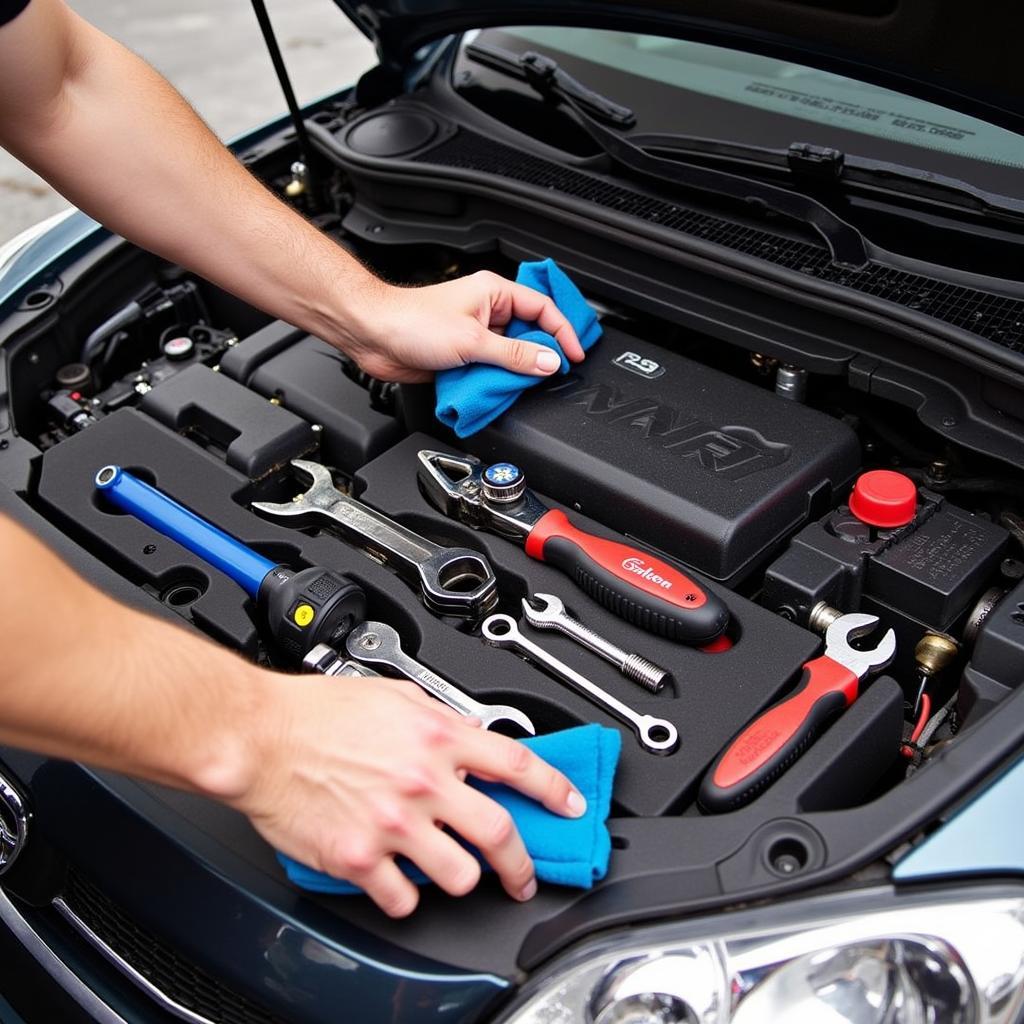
[0,0,375,242]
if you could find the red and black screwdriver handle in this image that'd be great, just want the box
[698,654,861,812]
[524,508,729,645]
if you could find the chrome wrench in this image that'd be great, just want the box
[480,614,678,755]
[522,593,670,693]
[345,621,535,735]
[303,643,378,678]
[253,460,497,619]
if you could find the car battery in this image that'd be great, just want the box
[763,472,1008,633]
[462,326,861,585]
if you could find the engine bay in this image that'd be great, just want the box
[3,101,1024,973]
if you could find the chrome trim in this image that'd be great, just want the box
[0,773,29,874]
[0,209,76,279]
[53,897,219,1024]
[0,886,128,1024]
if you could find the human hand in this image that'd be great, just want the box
[339,270,585,382]
[234,672,586,917]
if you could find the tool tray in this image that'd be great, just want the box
[30,409,904,969]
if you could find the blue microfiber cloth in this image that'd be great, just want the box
[279,723,621,894]
[435,258,603,438]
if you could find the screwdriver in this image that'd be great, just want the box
[94,466,364,664]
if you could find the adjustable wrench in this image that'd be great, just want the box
[522,593,670,693]
[700,612,896,812]
[345,621,535,735]
[253,460,497,619]
[480,614,678,755]
[418,450,728,644]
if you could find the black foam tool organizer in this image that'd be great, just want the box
[34,410,824,816]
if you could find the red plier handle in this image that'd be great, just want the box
[699,654,861,812]
[525,509,729,645]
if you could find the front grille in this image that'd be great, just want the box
[61,868,284,1024]
[414,129,1024,352]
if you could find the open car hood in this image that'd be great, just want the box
[337,0,1024,136]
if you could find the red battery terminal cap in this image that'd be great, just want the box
[849,470,917,528]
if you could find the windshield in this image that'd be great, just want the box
[465,27,1024,184]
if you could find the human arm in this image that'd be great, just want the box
[0,514,585,916]
[0,0,583,381]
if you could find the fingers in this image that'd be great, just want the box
[504,282,585,363]
[457,731,587,819]
[474,330,564,377]
[441,785,536,901]
[399,825,482,898]
[353,858,421,918]
[376,677,467,722]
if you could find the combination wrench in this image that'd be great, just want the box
[253,459,497,619]
[522,593,670,693]
[345,621,536,735]
[480,614,678,755]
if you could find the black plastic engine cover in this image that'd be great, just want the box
[465,328,861,585]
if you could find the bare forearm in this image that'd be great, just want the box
[0,1,378,350]
[0,515,268,799]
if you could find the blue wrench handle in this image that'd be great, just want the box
[94,465,276,597]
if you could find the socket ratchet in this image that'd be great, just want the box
[253,459,497,619]
[480,614,678,755]
[522,593,670,693]
[345,621,535,735]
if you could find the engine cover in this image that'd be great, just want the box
[467,328,860,584]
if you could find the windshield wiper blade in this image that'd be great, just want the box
[467,39,635,128]
[465,43,870,268]
[634,134,1024,225]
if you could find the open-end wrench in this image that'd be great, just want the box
[253,460,497,620]
[522,593,670,693]
[700,612,896,812]
[480,614,678,755]
[345,622,535,735]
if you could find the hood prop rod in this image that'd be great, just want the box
[249,0,315,187]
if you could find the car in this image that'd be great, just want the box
[2,0,1024,1021]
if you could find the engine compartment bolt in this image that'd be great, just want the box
[807,601,843,634]
[928,459,950,484]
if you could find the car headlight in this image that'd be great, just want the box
[499,886,1024,1024]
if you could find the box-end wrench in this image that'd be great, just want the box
[345,622,535,735]
[253,460,497,620]
[480,614,678,755]
[522,593,670,693]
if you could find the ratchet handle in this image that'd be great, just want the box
[95,465,276,597]
[699,655,860,813]
[525,509,728,644]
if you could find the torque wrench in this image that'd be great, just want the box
[254,459,497,619]
[345,621,535,735]
[700,612,896,812]
[94,466,365,664]
[480,614,678,754]
[522,593,670,693]
[418,450,728,644]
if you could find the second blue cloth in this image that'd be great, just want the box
[279,723,621,894]
[435,258,603,438]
